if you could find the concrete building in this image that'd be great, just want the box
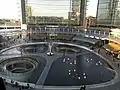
[96,0,120,27]
[0,19,21,26]
[85,16,96,28]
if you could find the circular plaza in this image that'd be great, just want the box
[0,42,119,90]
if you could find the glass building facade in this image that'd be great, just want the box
[96,0,120,27]
[69,0,87,26]
[21,0,70,25]
[21,0,87,26]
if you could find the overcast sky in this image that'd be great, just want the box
[0,0,98,19]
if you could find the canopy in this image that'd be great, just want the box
[104,42,120,52]
[73,36,100,44]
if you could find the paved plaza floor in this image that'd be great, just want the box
[0,42,119,90]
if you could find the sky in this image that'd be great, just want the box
[0,0,98,19]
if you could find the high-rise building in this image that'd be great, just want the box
[26,5,32,22]
[21,0,32,24]
[69,0,87,26]
[96,0,120,27]
[27,16,64,24]
[21,0,87,26]
[21,0,66,25]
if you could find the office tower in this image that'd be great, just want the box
[21,0,32,24]
[21,0,65,25]
[69,0,87,26]
[21,0,26,24]
[26,5,32,22]
[21,0,87,26]
[96,0,120,27]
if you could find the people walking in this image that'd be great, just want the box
[118,63,119,67]
[80,85,86,90]
[98,48,100,53]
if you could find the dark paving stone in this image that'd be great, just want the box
[0,42,119,90]
[26,56,47,84]
[0,56,47,84]
[44,52,115,86]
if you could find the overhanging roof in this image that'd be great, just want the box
[104,43,120,52]
[73,36,100,44]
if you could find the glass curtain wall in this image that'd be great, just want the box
[97,0,120,26]
[21,0,87,26]
[22,0,70,25]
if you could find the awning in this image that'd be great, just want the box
[104,43,120,52]
[73,36,100,44]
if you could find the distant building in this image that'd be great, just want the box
[85,16,96,28]
[27,16,64,25]
[21,0,26,24]
[21,0,66,25]
[96,0,120,27]
[110,28,120,37]
[0,19,5,25]
[69,0,87,26]
[21,0,87,26]
[0,19,21,26]
[26,5,32,23]
[10,19,21,26]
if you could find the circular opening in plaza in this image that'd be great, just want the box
[6,60,34,73]
[0,57,39,74]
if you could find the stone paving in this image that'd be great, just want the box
[1,43,119,90]
[0,41,120,90]
[96,48,120,72]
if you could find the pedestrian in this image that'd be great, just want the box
[118,63,119,67]
[0,78,6,90]
[112,58,115,62]
[27,83,30,89]
[98,49,100,53]
[19,87,22,90]
[80,85,86,90]
[15,82,19,87]
[106,50,108,55]
[11,80,14,84]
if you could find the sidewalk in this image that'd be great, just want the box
[95,48,120,74]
